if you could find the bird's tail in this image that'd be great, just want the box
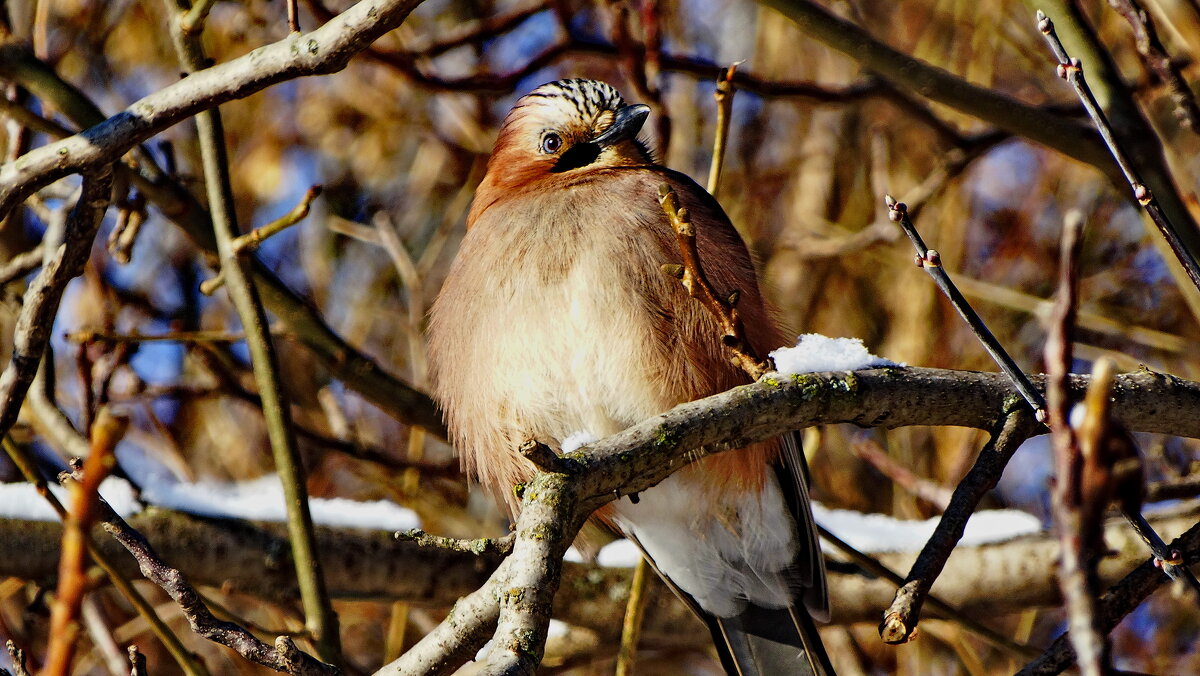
[707,604,834,676]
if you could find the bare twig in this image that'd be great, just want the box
[89,484,338,675]
[128,646,147,676]
[200,185,323,294]
[288,0,301,32]
[818,526,1040,660]
[1036,10,1200,295]
[886,195,1047,420]
[1146,476,1200,502]
[1043,211,1108,676]
[6,642,29,676]
[707,63,741,196]
[880,411,1037,644]
[0,244,43,287]
[615,558,651,676]
[67,329,252,344]
[850,436,952,511]
[659,184,773,378]
[164,3,340,662]
[1104,0,1200,131]
[0,436,207,676]
[394,530,514,557]
[179,0,219,34]
[1017,517,1200,675]
[0,0,426,227]
[0,38,447,437]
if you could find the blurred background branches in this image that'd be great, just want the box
[2,0,1200,673]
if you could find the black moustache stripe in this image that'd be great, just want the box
[550,143,602,173]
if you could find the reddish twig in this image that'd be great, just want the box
[44,409,128,676]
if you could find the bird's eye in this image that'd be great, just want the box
[541,132,563,154]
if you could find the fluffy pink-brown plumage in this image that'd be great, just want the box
[427,79,831,675]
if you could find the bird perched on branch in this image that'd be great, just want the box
[428,78,832,675]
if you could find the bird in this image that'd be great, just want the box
[427,78,833,676]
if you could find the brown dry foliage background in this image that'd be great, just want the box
[1,0,1200,673]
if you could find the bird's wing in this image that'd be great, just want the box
[777,430,830,621]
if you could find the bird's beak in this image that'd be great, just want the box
[591,104,651,148]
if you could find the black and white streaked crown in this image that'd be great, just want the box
[526,79,626,118]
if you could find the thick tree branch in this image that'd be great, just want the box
[756,0,1115,174]
[0,493,1195,637]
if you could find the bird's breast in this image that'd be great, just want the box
[429,189,681,509]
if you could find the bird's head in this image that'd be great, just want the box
[470,79,653,222]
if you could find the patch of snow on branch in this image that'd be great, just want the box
[771,334,900,375]
[561,431,599,453]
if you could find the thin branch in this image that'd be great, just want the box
[0,0,427,240]
[0,436,208,676]
[0,167,111,445]
[659,184,773,379]
[756,0,1114,171]
[128,647,147,676]
[880,411,1037,644]
[1044,211,1108,676]
[89,485,338,675]
[1036,10,1200,296]
[393,530,514,557]
[288,0,301,32]
[817,526,1040,660]
[1146,476,1200,502]
[179,0,219,34]
[849,436,952,511]
[886,195,1047,420]
[200,184,323,295]
[0,244,43,286]
[1017,517,1200,675]
[706,63,740,197]
[163,3,340,662]
[7,642,29,676]
[614,558,651,676]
